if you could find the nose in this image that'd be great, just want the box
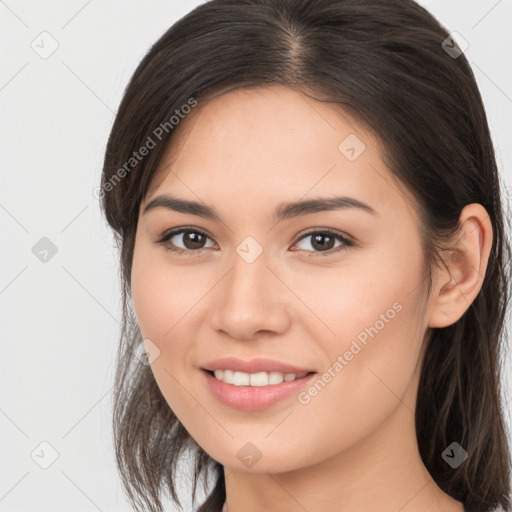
[209,251,292,341]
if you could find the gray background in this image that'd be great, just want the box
[1,1,511,511]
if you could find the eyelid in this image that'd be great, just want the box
[156,226,354,256]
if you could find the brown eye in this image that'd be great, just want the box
[179,230,208,249]
[293,230,354,256]
[157,228,216,254]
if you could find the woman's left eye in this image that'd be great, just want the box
[156,228,354,257]
[293,230,354,256]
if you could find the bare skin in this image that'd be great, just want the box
[130,86,492,512]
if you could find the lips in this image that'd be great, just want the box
[201,369,317,411]
[201,356,316,374]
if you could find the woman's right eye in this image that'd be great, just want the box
[157,228,217,255]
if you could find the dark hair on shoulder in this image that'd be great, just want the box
[100,0,512,511]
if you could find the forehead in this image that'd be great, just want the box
[155,86,369,174]
[144,86,416,224]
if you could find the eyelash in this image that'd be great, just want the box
[156,227,354,257]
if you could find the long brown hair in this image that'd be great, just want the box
[99,1,512,510]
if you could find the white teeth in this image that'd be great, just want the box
[233,371,250,386]
[211,369,308,386]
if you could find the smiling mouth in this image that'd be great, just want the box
[201,368,318,411]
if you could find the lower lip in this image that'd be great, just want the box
[201,370,317,411]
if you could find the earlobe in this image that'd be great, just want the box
[429,203,493,328]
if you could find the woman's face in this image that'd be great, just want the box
[131,86,435,472]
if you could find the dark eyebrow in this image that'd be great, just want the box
[274,196,377,220]
[143,193,377,221]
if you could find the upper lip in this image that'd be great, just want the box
[201,357,316,375]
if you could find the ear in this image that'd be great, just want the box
[429,203,493,328]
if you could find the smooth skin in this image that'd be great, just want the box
[130,86,492,512]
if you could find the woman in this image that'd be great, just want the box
[99,0,511,511]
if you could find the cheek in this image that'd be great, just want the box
[131,244,199,418]
[283,294,425,466]
[131,241,200,340]
[130,240,209,381]
[131,251,164,340]
[285,237,425,354]
[296,244,426,428]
